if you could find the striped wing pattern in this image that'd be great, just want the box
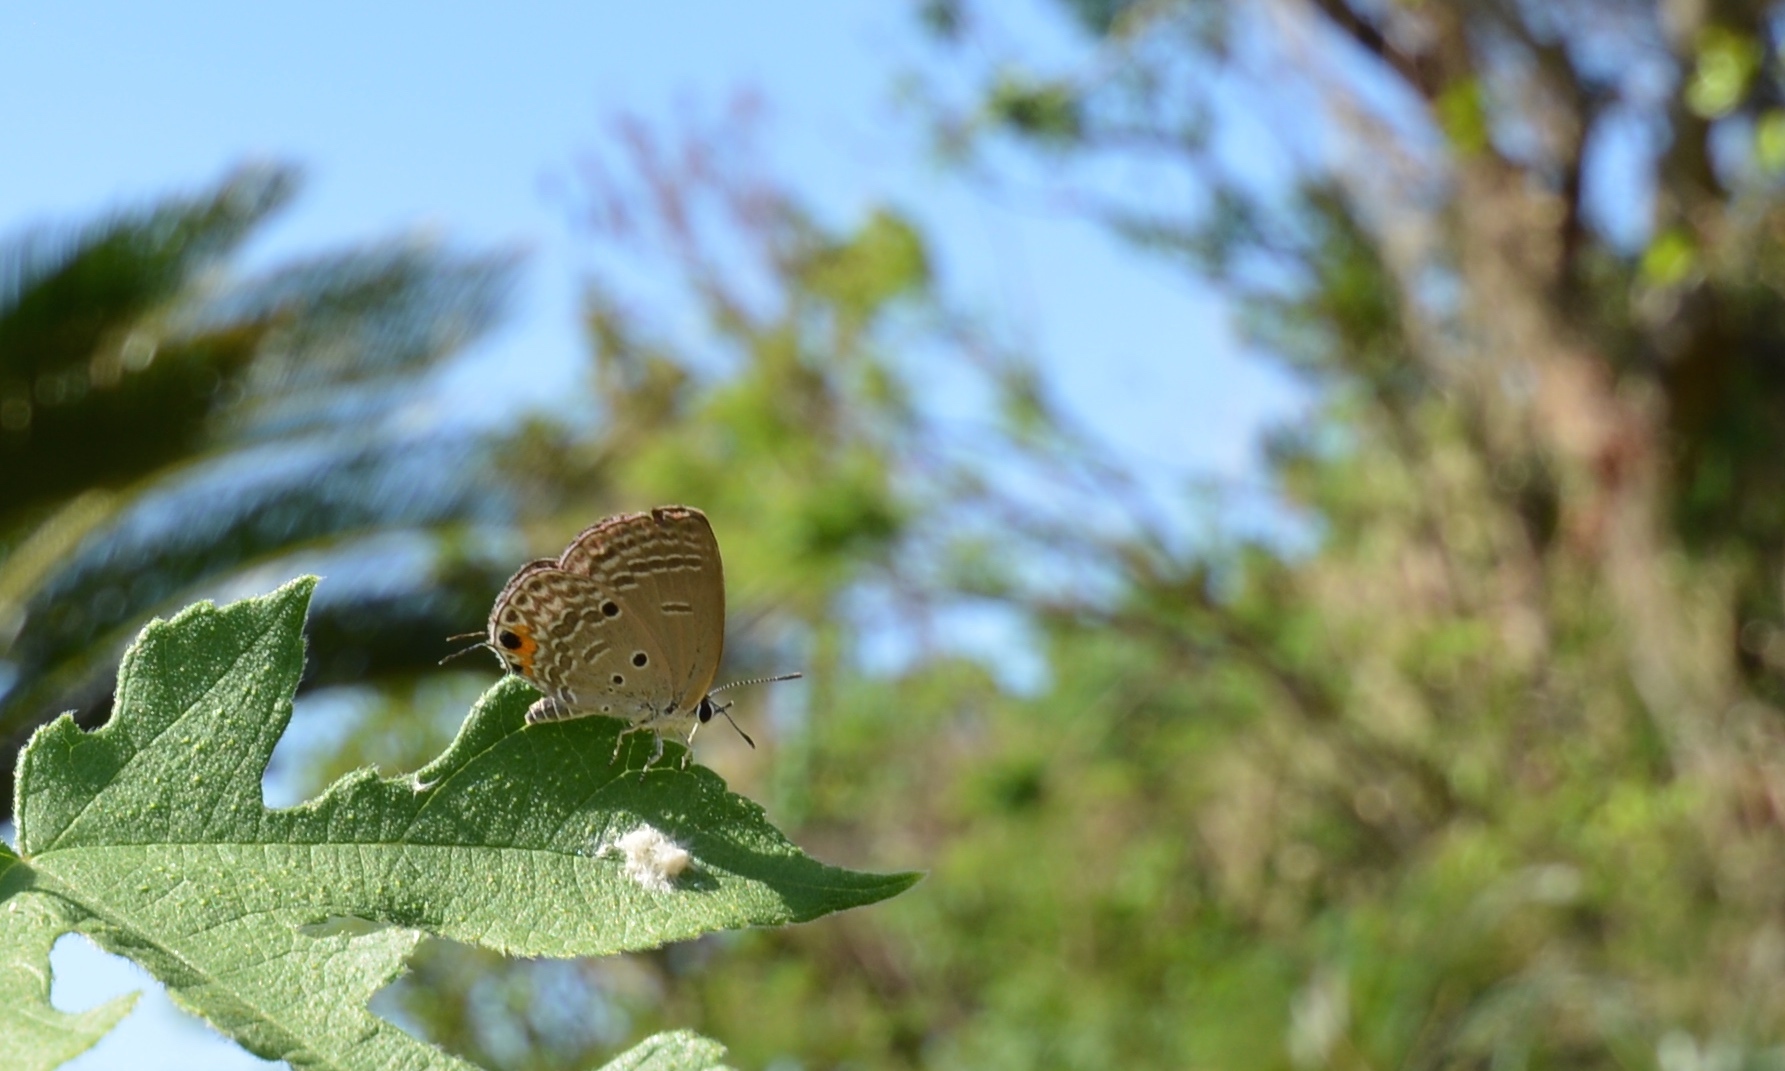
[486,506,726,734]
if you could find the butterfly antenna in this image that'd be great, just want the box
[708,672,803,695]
[703,674,798,748]
[438,633,491,666]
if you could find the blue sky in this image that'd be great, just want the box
[1,3,1301,1067]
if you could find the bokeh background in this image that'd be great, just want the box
[8,2,1785,1069]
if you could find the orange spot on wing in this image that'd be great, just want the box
[510,623,539,675]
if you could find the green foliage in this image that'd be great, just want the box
[0,167,521,808]
[599,1032,732,1071]
[0,166,293,516]
[795,209,930,339]
[1,578,913,1068]
[30,3,1785,1068]
[1059,0,1147,35]
[1687,25,1764,119]
[327,4,1785,1069]
[985,73,1084,144]
[1436,79,1489,155]
[0,843,138,1071]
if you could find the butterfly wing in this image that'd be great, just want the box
[487,561,664,721]
[558,506,725,724]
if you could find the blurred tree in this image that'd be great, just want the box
[312,3,1785,1070]
[0,164,522,813]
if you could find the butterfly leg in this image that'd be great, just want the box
[634,731,670,780]
[609,724,669,775]
[611,724,643,764]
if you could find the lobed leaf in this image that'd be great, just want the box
[2,577,917,1068]
[597,1030,733,1071]
[0,842,139,1071]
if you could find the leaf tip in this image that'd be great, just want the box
[875,869,926,899]
[118,574,321,675]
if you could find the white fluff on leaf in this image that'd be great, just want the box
[599,823,693,892]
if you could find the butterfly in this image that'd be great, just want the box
[456,506,795,768]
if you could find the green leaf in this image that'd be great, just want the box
[6,577,918,1068]
[1436,78,1489,155]
[1686,25,1762,118]
[985,73,1083,144]
[1641,229,1699,288]
[1756,110,1785,172]
[0,842,140,1071]
[598,1029,734,1071]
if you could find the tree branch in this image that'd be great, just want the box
[1300,0,1438,97]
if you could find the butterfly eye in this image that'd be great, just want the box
[601,600,620,617]
[498,631,523,650]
